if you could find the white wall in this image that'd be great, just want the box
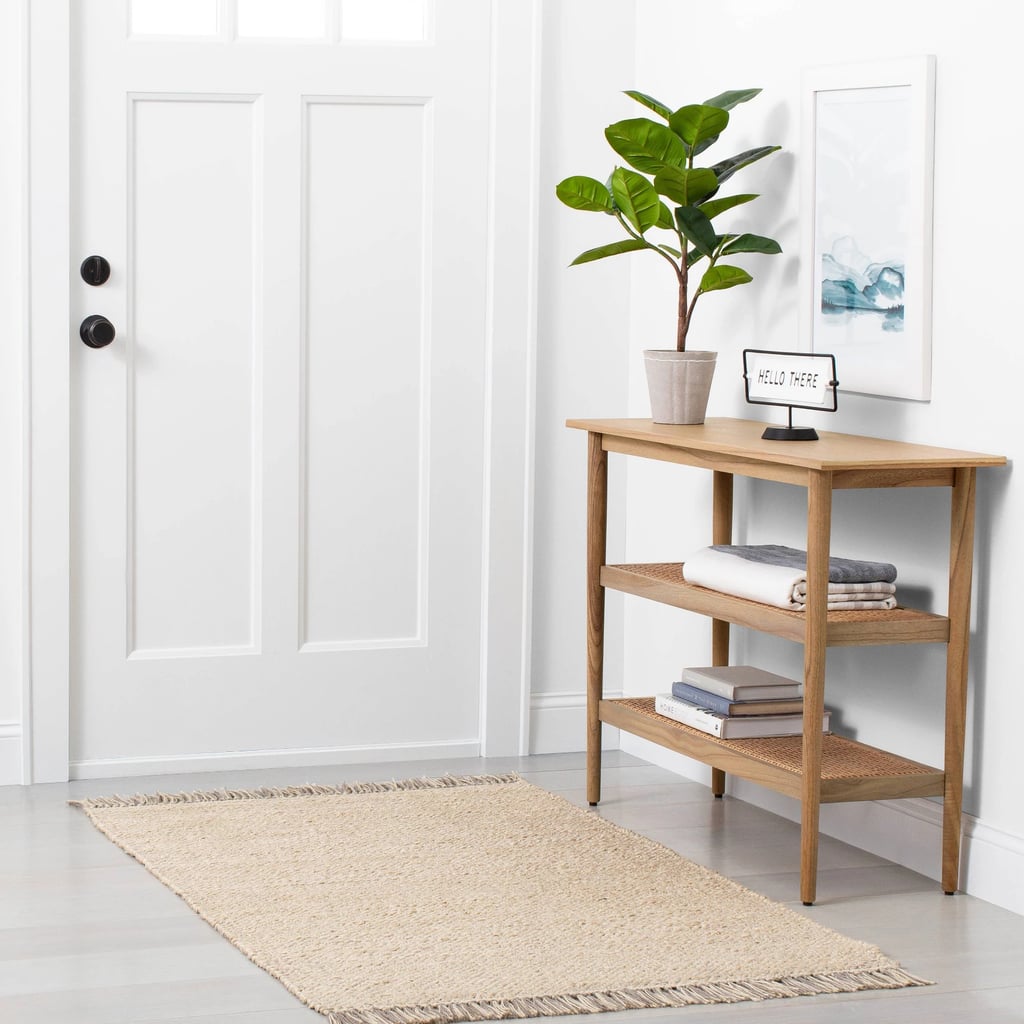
[528,0,636,750]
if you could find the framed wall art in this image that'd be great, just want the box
[799,56,936,400]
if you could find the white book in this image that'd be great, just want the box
[654,693,830,739]
[680,664,802,701]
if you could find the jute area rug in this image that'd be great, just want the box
[72,773,928,1023]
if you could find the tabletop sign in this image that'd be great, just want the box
[742,349,839,441]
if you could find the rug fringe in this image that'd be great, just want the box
[324,969,932,1023]
[69,772,521,809]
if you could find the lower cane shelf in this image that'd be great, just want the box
[603,696,944,804]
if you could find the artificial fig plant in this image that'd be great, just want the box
[556,88,782,352]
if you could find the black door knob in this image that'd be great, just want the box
[80,314,116,349]
[80,255,111,286]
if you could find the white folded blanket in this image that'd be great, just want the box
[682,546,898,611]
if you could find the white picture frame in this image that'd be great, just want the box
[799,56,936,401]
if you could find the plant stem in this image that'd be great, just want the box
[678,244,689,352]
[614,213,681,277]
[677,274,688,351]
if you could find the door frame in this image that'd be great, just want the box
[22,0,540,782]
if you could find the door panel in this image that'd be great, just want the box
[302,98,428,650]
[130,95,259,657]
[71,1,492,768]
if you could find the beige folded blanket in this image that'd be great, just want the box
[791,581,897,607]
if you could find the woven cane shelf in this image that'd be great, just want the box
[603,697,945,803]
[602,563,949,647]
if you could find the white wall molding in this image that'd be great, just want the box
[26,0,71,783]
[70,737,481,782]
[621,733,1024,918]
[529,690,621,755]
[0,0,30,788]
[0,722,23,785]
[478,0,542,757]
[960,814,1024,918]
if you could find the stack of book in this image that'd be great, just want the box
[655,664,831,739]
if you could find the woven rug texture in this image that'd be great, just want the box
[73,773,929,1023]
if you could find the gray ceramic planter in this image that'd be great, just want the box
[643,350,717,424]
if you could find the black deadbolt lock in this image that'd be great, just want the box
[80,255,111,286]
[80,314,116,349]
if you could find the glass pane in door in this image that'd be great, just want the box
[341,0,428,42]
[130,0,218,37]
[237,0,329,39]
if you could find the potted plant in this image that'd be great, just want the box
[556,88,782,423]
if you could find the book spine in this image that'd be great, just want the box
[654,694,724,737]
[678,672,735,700]
[720,712,830,739]
[671,682,733,716]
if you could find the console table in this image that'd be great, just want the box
[566,417,1005,905]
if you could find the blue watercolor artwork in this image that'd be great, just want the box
[820,236,904,332]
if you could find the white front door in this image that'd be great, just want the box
[68,0,514,775]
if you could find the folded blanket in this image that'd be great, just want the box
[683,546,898,611]
[791,581,896,599]
[711,543,897,584]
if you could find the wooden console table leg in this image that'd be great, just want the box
[801,470,832,906]
[943,467,976,894]
[710,471,734,798]
[586,432,608,807]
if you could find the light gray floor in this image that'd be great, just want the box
[3,750,1024,1023]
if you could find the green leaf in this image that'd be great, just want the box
[569,238,649,265]
[668,104,730,148]
[720,233,782,255]
[699,264,753,293]
[657,244,682,258]
[691,91,763,156]
[624,90,672,120]
[699,193,758,220]
[710,145,781,185]
[656,201,674,230]
[555,176,615,212]
[674,205,717,259]
[604,118,687,173]
[652,166,718,206]
[610,168,661,233]
[702,88,762,111]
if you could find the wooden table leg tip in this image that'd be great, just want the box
[944,889,957,896]
[802,901,814,907]
[588,801,599,807]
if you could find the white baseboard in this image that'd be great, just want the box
[620,733,1024,918]
[529,690,620,754]
[0,721,22,785]
[69,738,481,781]
[959,813,1024,917]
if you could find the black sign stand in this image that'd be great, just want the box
[761,406,820,442]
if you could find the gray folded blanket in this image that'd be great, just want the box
[711,544,897,584]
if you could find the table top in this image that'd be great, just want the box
[566,417,1006,472]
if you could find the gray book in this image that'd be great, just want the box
[680,665,802,701]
